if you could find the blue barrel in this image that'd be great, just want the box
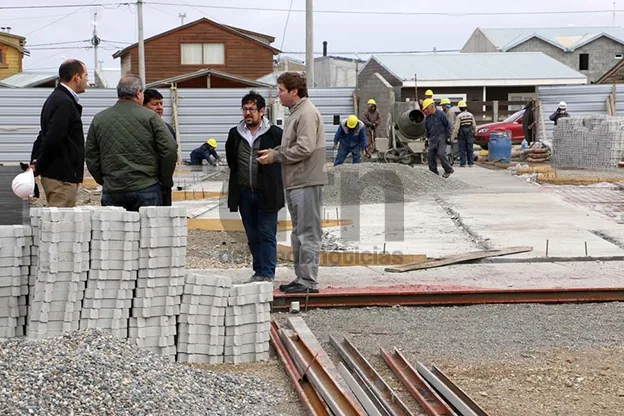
[488,131,512,163]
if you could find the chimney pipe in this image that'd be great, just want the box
[323,41,327,57]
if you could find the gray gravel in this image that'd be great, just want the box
[323,164,473,205]
[0,330,283,416]
[294,303,624,363]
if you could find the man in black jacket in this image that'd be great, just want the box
[30,59,88,207]
[226,91,284,282]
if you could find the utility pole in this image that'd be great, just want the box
[305,0,314,87]
[179,13,186,26]
[91,12,101,87]
[137,0,146,87]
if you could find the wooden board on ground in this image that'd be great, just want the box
[538,177,624,185]
[385,246,533,273]
[188,218,351,232]
[277,244,427,266]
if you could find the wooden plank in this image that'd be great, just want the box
[385,246,534,273]
[188,218,351,232]
[538,176,624,185]
[171,190,225,201]
[277,244,427,266]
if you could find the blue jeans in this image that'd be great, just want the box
[102,183,162,212]
[427,136,453,175]
[458,128,475,166]
[334,142,361,166]
[239,190,278,278]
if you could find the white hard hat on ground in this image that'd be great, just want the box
[559,101,567,109]
[12,170,35,200]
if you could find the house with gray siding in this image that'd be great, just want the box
[462,27,624,83]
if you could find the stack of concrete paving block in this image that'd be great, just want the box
[0,225,31,338]
[18,225,32,336]
[224,282,273,364]
[80,209,140,338]
[28,208,91,339]
[177,273,231,364]
[553,116,624,168]
[27,208,42,326]
[129,206,187,360]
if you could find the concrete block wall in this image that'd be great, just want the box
[357,72,396,137]
[552,116,624,168]
[0,225,31,338]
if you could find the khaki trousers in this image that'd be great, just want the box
[40,177,79,207]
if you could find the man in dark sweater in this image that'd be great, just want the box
[226,91,284,282]
[143,88,176,206]
[85,75,177,211]
[30,59,88,207]
[423,98,454,178]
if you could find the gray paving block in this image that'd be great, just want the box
[226,303,271,316]
[30,300,81,314]
[229,282,273,297]
[177,353,224,364]
[138,256,185,269]
[82,298,132,309]
[129,326,176,339]
[0,237,26,249]
[130,335,175,348]
[136,276,185,288]
[40,221,90,234]
[28,320,80,337]
[91,240,140,252]
[91,230,140,241]
[0,286,23,298]
[91,222,140,233]
[33,289,84,303]
[92,210,139,222]
[131,304,180,318]
[0,246,26,259]
[132,296,181,309]
[177,313,224,327]
[38,241,89,253]
[0,225,28,238]
[0,257,23,268]
[225,311,271,327]
[224,351,270,364]
[227,292,273,306]
[81,308,130,320]
[90,259,139,271]
[177,333,225,347]
[176,342,223,355]
[29,310,78,324]
[139,206,186,218]
[90,250,140,262]
[0,272,24,285]
[181,293,228,308]
[185,273,232,288]
[33,280,85,294]
[129,316,176,328]
[39,231,91,243]
[79,317,129,331]
[35,271,88,283]
[224,332,270,347]
[38,261,89,274]
[182,285,230,297]
[84,288,134,300]
[139,227,187,239]
[139,236,187,248]
[224,342,269,356]
[139,216,187,227]
[178,323,225,337]
[40,208,92,223]
[139,246,186,258]
[135,286,183,298]
[138,267,185,279]
[224,321,271,336]
[137,345,177,357]
[85,279,135,291]
[87,269,138,282]
[39,250,90,264]
[179,303,226,317]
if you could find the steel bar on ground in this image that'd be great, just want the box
[272,286,624,310]
[416,363,479,416]
[337,362,384,416]
[330,335,413,416]
[279,329,364,416]
[380,348,456,416]
[270,322,329,416]
[431,366,489,416]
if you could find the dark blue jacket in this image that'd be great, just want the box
[425,109,451,140]
[334,120,367,148]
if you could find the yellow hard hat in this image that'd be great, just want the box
[425,89,434,96]
[346,115,358,129]
[207,138,218,148]
[458,100,467,108]
[440,98,451,106]
[367,99,376,105]
[422,98,435,109]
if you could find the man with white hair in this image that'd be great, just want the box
[85,75,177,211]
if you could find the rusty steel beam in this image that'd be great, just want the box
[272,286,624,310]
[380,348,456,416]
[431,366,489,416]
[330,335,414,416]
[270,322,330,416]
[417,364,480,416]
[279,328,365,416]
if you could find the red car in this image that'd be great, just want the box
[474,109,525,149]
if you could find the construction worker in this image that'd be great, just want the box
[419,89,434,111]
[440,98,456,133]
[361,98,381,157]
[423,98,454,178]
[333,115,367,166]
[550,101,570,126]
[452,100,477,167]
[190,138,220,166]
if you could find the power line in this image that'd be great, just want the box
[1,3,129,10]
[25,0,100,37]
[282,49,462,55]
[27,40,90,47]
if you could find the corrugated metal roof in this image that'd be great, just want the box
[147,69,273,88]
[371,52,587,86]
[0,72,58,88]
[479,26,624,51]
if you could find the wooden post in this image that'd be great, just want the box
[538,99,547,141]
[493,100,499,122]
[170,83,182,164]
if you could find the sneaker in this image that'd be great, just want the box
[442,170,454,178]
[279,279,299,292]
[468,164,474,167]
[282,283,320,294]
[248,274,264,283]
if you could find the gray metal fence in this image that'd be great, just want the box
[538,85,624,139]
[0,87,354,162]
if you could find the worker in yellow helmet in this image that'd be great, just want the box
[333,115,367,166]
[440,98,456,133]
[361,98,381,158]
[190,137,221,166]
[419,89,435,111]
[452,100,477,167]
[423,98,454,178]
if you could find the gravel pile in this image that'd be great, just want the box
[0,330,282,416]
[323,164,472,205]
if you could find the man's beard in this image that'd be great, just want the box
[245,118,259,127]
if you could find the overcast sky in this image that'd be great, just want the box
[2,0,622,74]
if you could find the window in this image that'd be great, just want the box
[616,54,623,60]
[579,53,589,71]
[181,43,225,65]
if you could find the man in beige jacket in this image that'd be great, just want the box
[257,72,327,294]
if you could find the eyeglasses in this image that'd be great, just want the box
[241,107,258,113]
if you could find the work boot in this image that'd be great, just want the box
[442,170,454,178]
[279,279,299,292]
[282,283,320,294]
[248,274,264,283]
